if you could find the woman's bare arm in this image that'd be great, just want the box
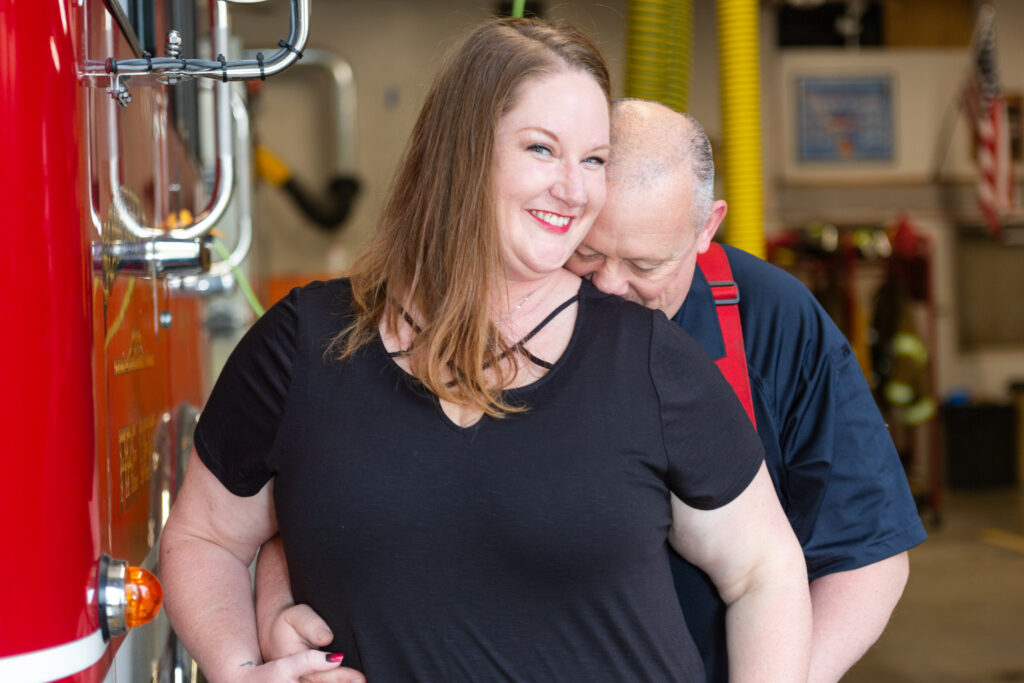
[669,462,812,682]
[160,452,345,683]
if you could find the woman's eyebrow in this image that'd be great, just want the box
[519,126,558,140]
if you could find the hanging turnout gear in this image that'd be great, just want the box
[872,276,936,427]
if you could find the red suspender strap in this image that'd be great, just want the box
[695,243,757,430]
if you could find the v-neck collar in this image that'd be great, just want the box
[376,281,589,434]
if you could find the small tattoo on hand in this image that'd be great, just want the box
[239,660,255,667]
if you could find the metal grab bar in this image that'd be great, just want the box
[107,1,241,242]
[220,89,254,271]
[168,87,255,296]
[247,47,360,230]
[294,48,357,177]
[108,0,310,83]
[93,0,308,282]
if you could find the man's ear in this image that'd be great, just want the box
[696,200,727,253]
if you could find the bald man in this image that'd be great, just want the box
[565,100,925,682]
[252,100,925,682]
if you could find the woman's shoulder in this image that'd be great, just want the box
[577,279,708,348]
[577,279,715,366]
[288,276,352,300]
[578,279,657,324]
[264,277,355,341]
[280,276,353,312]
[576,280,702,362]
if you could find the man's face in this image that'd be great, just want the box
[566,178,704,317]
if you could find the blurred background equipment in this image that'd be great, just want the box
[960,2,1017,237]
[251,48,361,232]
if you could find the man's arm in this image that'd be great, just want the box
[746,262,923,680]
[670,463,812,681]
[807,552,909,683]
[254,537,369,683]
[255,536,335,660]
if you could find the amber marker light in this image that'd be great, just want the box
[124,565,163,627]
[98,555,164,639]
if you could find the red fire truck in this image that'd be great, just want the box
[0,1,307,680]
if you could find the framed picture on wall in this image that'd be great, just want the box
[796,75,894,163]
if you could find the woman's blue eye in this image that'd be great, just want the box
[528,144,552,155]
[584,155,606,166]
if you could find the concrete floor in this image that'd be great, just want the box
[845,487,1024,682]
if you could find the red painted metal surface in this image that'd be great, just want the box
[0,0,97,658]
[1,1,209,679]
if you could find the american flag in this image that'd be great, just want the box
[962,4,1015,237]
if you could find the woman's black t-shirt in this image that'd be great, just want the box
[195,278,763,682]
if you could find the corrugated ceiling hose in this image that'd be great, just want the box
[717,0,765,257]
[626,0,672,103]
[626,1,765,256]
[664,0,692,114]
[625,0,692,112]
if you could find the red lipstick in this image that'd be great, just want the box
[528,209,574,234]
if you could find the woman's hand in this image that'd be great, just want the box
[228,650,364,683]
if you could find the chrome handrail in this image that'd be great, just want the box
[107,0,310,83]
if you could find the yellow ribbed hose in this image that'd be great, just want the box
[664,1,692,114]
[626,0,672,102]
[625,0,692,111]
[717,0,765,258]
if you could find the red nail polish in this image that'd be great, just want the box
[326,652,345,663]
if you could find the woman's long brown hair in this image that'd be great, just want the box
[335,17,610,417]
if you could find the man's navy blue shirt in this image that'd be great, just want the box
[670,245,927,681]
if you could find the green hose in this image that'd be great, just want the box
[212,238,266,318]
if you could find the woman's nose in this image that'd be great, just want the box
[551,163,587,207]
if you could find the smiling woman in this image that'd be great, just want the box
[335,18,613,420]
[160,16,813,683]
[492,69,609,287]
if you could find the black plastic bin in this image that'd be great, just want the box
[942,402,1018,489]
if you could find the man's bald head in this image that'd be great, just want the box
[566,100,726,316]
[608,99,715,233]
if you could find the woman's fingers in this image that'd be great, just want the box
[256,649,362,683]
[297,666,367,683]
